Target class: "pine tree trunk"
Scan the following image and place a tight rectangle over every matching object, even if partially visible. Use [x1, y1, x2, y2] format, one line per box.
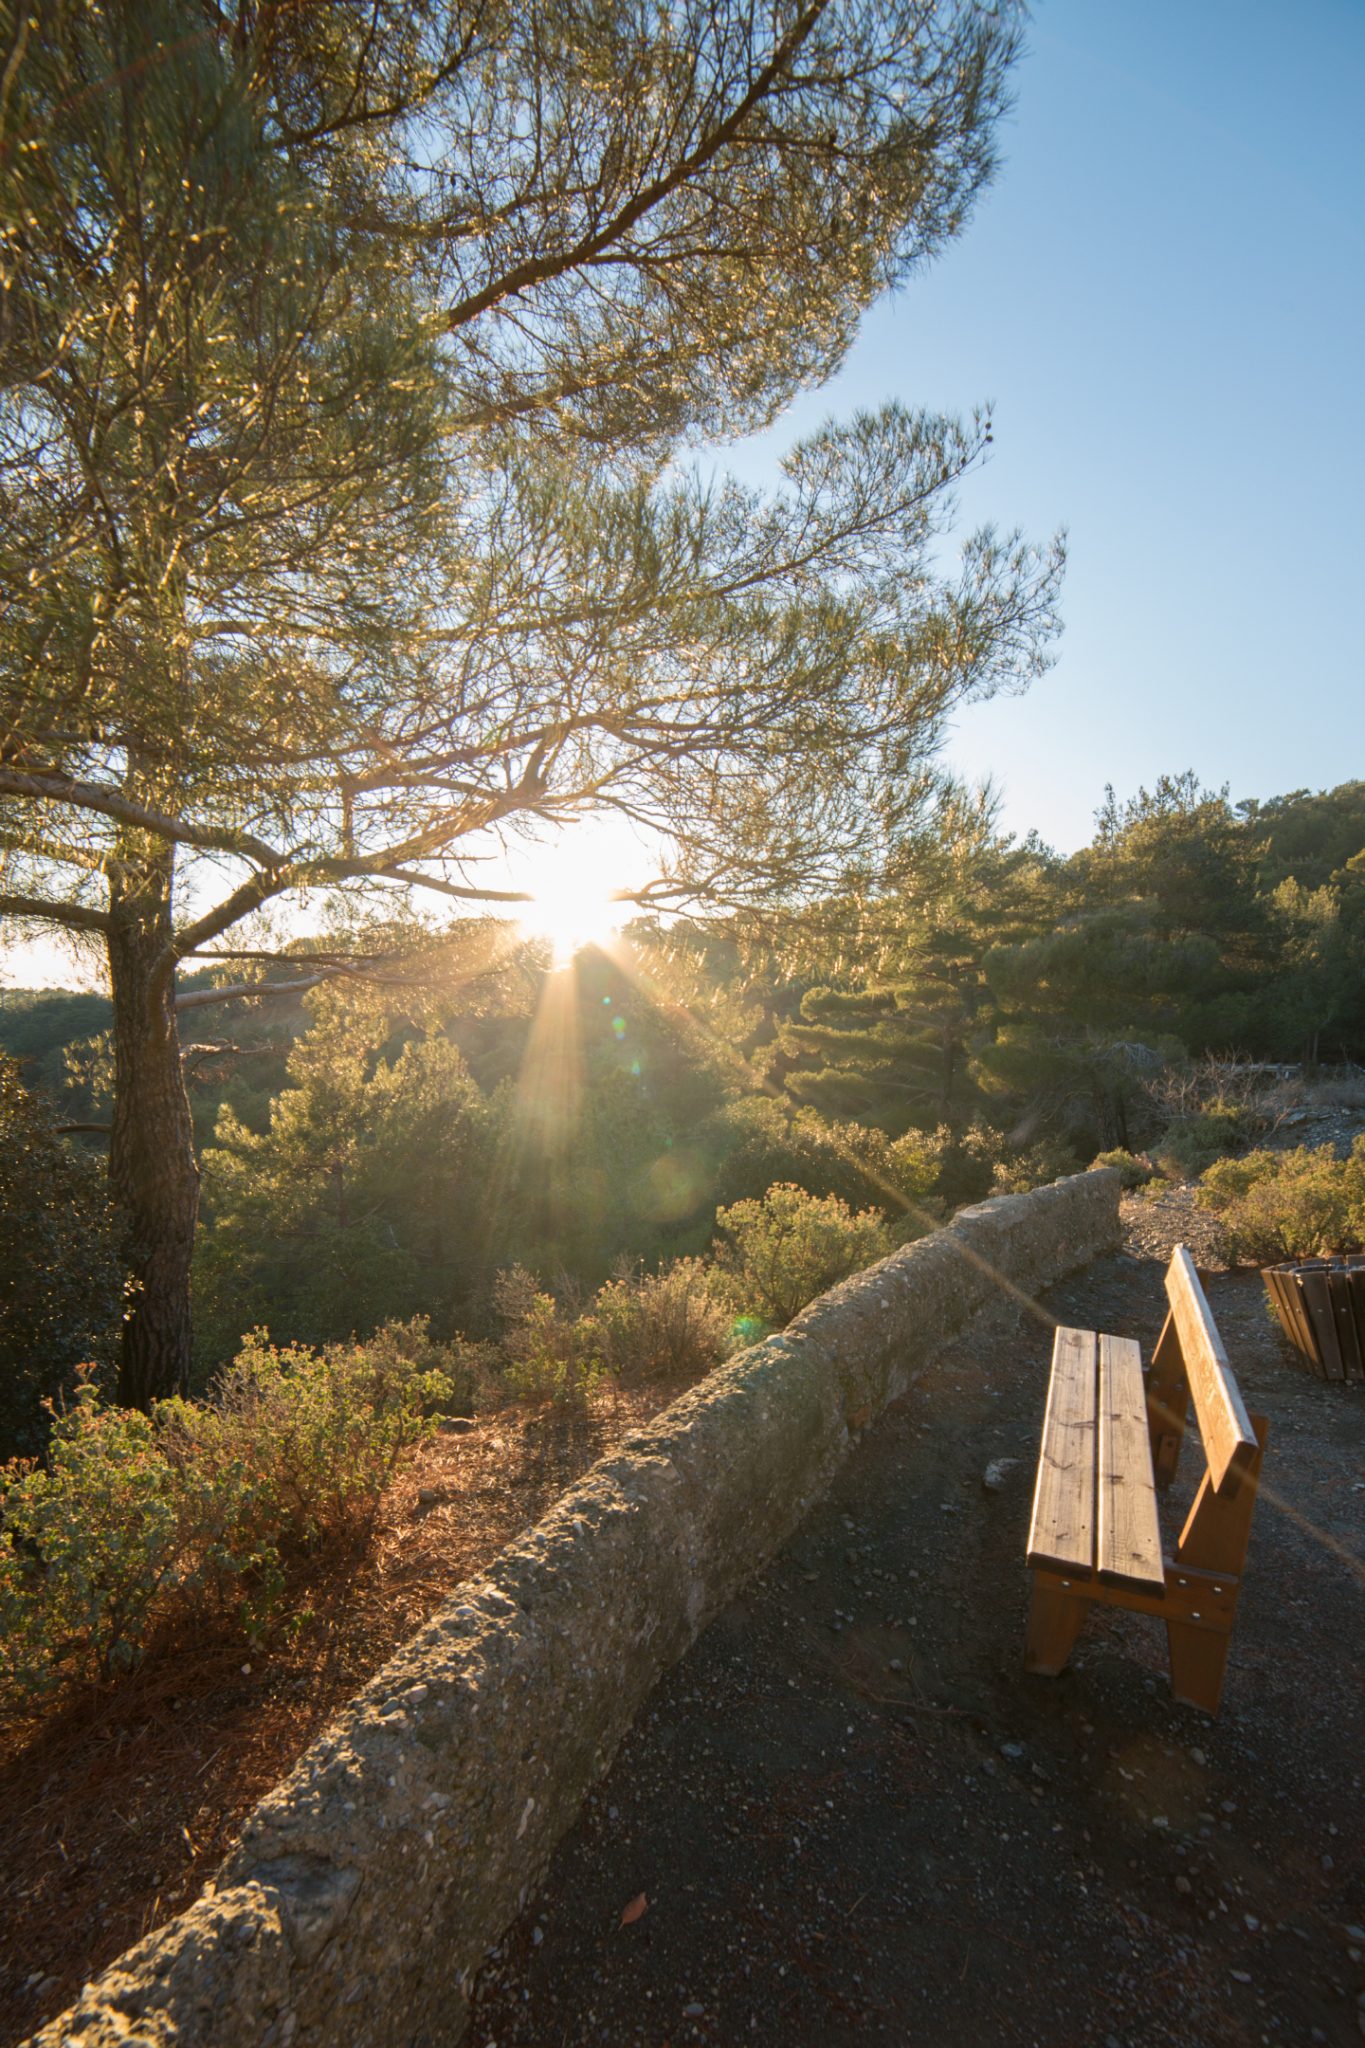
[108, 849, 199, 1408]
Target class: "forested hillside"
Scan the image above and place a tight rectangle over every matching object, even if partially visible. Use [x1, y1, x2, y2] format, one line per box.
[5, 772, 1362, 1434]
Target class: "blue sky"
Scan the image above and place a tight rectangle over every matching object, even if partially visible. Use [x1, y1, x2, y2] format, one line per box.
[5, 3, 1362, 987]
[726, 0, 1365, 852]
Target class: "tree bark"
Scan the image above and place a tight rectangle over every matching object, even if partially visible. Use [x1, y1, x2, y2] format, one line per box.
[107, 848, 199, 1408]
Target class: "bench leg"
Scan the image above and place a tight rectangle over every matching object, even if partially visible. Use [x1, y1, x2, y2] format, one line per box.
[1166, 1621, 1231, 1716]
[1025, 1576, 1089, 1676]
[1164, 1412, 1267, 1716]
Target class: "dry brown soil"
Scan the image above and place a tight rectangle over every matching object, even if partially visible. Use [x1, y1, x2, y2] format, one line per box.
[0, 1382, 692, 2047]
[470, 1208, 1365, 2048]
[6, 1197, 1364, 2048]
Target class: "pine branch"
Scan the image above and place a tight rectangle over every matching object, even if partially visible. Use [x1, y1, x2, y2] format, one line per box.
[0, 890, 113, 934]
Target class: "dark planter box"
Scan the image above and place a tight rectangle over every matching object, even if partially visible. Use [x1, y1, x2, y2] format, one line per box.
[1263, 1256, 1365, 1381]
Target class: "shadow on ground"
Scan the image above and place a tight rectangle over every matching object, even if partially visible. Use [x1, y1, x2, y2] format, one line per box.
[471, 1249, 1365, 2048]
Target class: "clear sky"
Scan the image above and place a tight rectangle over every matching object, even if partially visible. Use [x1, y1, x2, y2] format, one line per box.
[725, 0, 1365, 852]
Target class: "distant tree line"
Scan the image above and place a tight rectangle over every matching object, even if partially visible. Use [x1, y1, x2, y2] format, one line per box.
[4, 772, 1362, 1450]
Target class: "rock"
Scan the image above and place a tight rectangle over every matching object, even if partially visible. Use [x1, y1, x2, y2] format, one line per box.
[983, 1458, 1020, 1492]
[1174, 1875, 1193, 1896]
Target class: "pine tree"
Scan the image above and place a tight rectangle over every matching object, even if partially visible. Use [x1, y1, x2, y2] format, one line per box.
[0, 1, 1060, 1400]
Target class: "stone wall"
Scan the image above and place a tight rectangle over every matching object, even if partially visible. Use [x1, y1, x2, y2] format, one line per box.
[29, 1169, 1120, 2048]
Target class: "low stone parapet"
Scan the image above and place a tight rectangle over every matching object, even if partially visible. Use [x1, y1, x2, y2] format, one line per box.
[28, 1169, 1119, 2048]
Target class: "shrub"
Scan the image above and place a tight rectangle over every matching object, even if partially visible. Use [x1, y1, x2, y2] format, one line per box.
[704, 1097, 947, 1224]
[710, 1183, 893, 1329]
[933, 1121, 1008, 1208]
[1154, 1100, 1262, 1180]
[990, 1138, 1081, 1196]
[1196, 1138, 1365, 1265]
[0, 1323, 451, 1718]
[0, 1056, 124, 1457]
[1090, 1147, 1158, 1189]
[1, 1383, 196, 1698]
[580, 1259, 732, 1384]
[168, 1319, 453, 1551]
[491, 1266, 603, 1408]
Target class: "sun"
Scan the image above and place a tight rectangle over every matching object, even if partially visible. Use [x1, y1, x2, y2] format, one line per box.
[523, 877, 626, 966]
[511, 821, 640, 965]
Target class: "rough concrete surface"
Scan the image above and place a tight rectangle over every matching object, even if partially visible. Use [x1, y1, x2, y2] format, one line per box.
[25, 1172, 1120, 2048]
[471, 1250, 1365, 2048]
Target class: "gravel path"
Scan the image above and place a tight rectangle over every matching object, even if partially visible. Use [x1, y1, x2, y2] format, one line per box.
[1120, 1186, 1228, 1268]
[470, 1212, 1365, 2048]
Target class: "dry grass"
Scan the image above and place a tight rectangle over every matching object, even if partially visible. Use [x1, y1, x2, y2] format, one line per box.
[0, 1378, 695, 2047]
[1261, 1064, 1365, 1116]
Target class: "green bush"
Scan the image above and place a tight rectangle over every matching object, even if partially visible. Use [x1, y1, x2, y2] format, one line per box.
[1154, 1100, 1262, 1180]
[933, 1121, 1009, 1208]
[168, 1319, 453, 1549]
[990, 1138, 1081, 1196]
[704, 1097, 946, 1225]
[0, 1056, 125, 1456]
[0, 1323, 450, 1718]
[710, 1183, 893, 1329]
[1090, 1147, 1158, 1189]
[1, 1383, 203, 1698]
[491, 1266, 604, 1409]
[1197, 1138, 1365, 1264]
[580, 1259, 732, 1384]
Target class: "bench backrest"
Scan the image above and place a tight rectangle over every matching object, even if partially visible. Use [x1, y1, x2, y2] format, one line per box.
[1164, 1246, 1258, 1493]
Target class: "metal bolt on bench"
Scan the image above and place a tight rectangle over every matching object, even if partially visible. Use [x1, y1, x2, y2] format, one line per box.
[1025, 1245, 1268, 1716]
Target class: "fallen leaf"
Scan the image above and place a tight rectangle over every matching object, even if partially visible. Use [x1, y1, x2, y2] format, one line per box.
[619, 1891, 649, 1927]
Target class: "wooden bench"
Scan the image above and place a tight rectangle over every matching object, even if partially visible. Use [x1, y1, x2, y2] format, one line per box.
[1025, 1245, 1268, 1715]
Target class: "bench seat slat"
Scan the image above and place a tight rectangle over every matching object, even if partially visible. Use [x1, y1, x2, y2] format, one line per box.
[1097, 1333, 1165, 1593]
[1026, 1326, 1096, 1576]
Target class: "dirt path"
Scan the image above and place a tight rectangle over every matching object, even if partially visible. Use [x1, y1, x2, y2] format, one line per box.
[471, 1231, 1365, 2047]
